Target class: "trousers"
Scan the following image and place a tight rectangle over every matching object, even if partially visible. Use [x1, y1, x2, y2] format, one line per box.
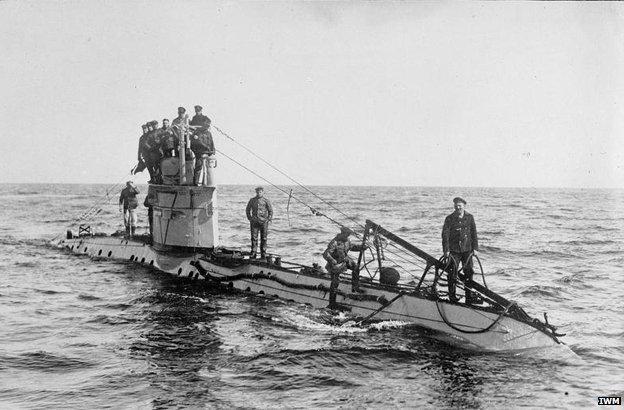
[250, 221, 269, 254]
[449, 251, 475, 302]
[124, 208, 138, 228]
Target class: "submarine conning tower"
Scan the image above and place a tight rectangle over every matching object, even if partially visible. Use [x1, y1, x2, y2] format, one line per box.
[145, 119, 219, 251]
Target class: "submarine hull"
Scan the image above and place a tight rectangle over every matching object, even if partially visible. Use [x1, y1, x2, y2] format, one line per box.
[57, 235, 560, 352]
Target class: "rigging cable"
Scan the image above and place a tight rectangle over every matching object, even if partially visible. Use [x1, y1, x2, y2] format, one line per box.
[216, 146, 429, 279]
[215, 147, 348, 230]
[216, 144, 432, 282]
[213, 124, 365, 230]
[51, 170, 134, 242]
[213, 124, 443, 284]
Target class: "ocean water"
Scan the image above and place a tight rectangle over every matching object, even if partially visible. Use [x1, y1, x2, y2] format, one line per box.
[0, 183, 622, 409]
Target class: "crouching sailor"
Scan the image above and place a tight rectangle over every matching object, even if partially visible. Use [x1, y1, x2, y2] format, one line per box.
[119, 181, 140, 237]
[323, 227, 366, 309]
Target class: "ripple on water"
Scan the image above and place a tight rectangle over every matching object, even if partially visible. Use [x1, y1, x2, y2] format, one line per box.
[1, 351, 96, 372]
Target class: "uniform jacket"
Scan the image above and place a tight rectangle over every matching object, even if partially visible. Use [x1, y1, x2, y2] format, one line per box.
[442, 211, 478, 253]
[137, 133, 149, 161]
[190, 129, 215, 156]
[323, 236, 365, 265]
[161, 127, 178, 152]
[246, 196, 273, 224]
[190, 113, 210, 126]
[119, 186, 140, 210]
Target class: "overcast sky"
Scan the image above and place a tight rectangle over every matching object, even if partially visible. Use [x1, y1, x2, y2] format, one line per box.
[1, 1, 623, 188]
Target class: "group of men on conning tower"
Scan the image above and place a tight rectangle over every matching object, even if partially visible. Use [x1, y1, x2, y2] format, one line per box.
[133, 105, 215, 185]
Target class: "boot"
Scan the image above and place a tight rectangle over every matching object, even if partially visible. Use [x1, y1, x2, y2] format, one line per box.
[130, 226, 136, 237]
[125, 225, 130, 237]
[328, 291, 337, 310]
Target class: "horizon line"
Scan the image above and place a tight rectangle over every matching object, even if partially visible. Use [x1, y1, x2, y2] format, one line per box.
[0, 182, 621, 191]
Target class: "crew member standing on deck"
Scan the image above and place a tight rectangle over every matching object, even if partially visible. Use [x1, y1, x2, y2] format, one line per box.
[323, 226, 367, 309]
[172, 107, 187, 128]
[160, 118, 178, 158]
[119, 181, 140, 237]
[143, 121, 163, 183]
[190, 105, 210, 126]
[133, 123, 149, 175]
[442, 197, 479, 304]
[245, 187, 273, 259]
[190, 117, 215, 185]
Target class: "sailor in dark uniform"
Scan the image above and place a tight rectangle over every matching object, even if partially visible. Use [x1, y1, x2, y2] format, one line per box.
[133, 123, 149, 175]
[119, 181, 140, 237]
[144, 121, 163, 183]
[190, 105, 210, 126]
[323, 226, 367, 308]
[245, 187, 273, 259]
[442, 197, 479, 303]
[190, 117, 215, 184]
[160, 118, 178, 158]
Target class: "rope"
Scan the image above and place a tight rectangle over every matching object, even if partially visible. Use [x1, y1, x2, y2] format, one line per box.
[51, 170, 134, 241]
[190, 261, 387, 305]
[356, 291, 406, 325]
[215, 147, 351, 231]
[435, 299, 515, 334]
[213, 124, 365, 230]
[213, 124, 437, 282]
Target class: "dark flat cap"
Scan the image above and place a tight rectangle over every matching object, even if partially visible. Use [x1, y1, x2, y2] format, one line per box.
[453, 197, 467, 205]
[340, 226, 354, 235]
[255, 186, 264, 191]
[195, 105, 202, 110]
[178, 107, 186, 113]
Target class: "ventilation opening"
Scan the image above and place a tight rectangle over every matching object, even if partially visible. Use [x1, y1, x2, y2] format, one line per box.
[108, 251, 112, 257]
[98, 250, 102, 256]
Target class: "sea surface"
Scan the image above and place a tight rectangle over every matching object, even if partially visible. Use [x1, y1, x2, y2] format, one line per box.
[0, 183, 622, 409]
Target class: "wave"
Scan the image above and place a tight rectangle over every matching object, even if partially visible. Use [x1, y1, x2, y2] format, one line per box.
[14, 190, 42, 196]
[0, 351, 95, 372]
[13, 261, 40, 268]
[513, 284, 569, 300]
[549, 239, 618, 246]
[480, 230, 505, 235]
[86, 314, 138, 325]
[32, 287, 71, 295]
[478, 245, 573, 259]
[77, 293, 102, 301]
[0, 237, 49, 247]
